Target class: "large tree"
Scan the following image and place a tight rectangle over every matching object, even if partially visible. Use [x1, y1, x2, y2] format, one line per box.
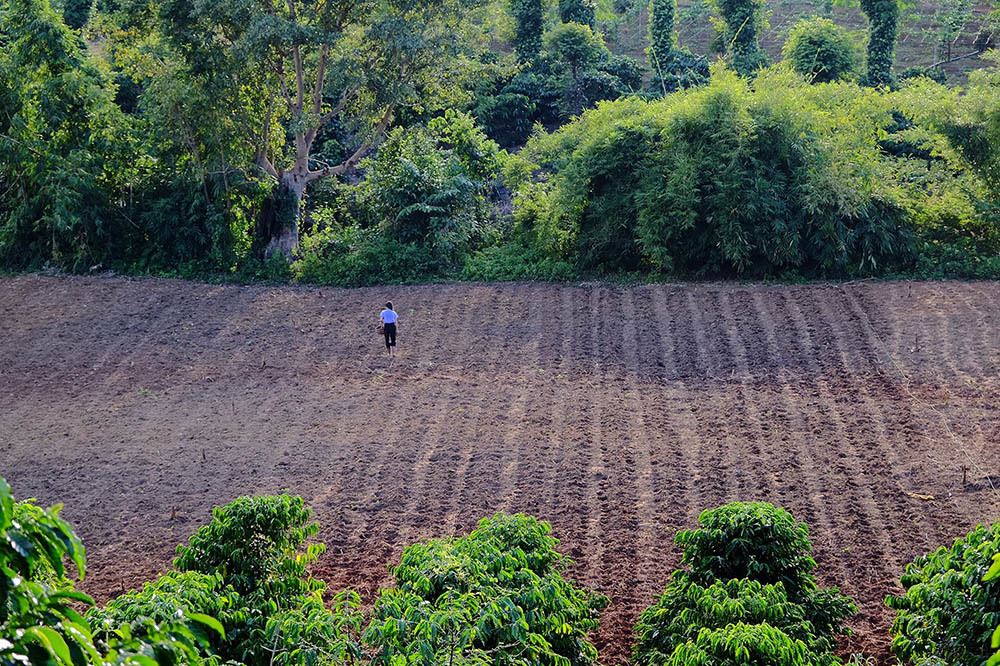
[127, 0, 489, 259]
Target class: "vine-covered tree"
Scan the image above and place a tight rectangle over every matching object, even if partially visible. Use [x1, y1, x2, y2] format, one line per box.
[712, 0, 770, 76]
[559, 0, 596, 27]
[509, 0, 544, 62]
[859, 0, 899, 86]
[648, 0, 677, 76]
[114, 0, 489, 259]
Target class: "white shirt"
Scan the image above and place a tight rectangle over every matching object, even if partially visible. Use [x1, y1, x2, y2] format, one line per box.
[381, 309, 398, 324]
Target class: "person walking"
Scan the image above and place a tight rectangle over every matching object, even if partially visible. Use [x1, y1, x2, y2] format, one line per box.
[379, 302, 398, 357]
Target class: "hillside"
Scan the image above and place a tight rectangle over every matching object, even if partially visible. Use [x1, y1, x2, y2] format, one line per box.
[602, 0, 996, 82]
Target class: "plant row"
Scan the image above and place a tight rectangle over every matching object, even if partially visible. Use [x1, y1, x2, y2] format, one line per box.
[2, 476, 999, 666]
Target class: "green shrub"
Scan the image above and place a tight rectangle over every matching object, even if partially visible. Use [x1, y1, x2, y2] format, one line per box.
[364, 513, 608, 666]
[635, 503, 854, 666]
[1, 476, 220, 666]
[174, 494, 356, 665]
[988, 554, 1000, 666]
[675, 503, 855, 634]
[86, 571, 234, 666]
[676, 503, 817, 597]
[462, 242, 577, 281]
[294, 226, 441, 286]
[886, 523, 1000, 666]
[664, 623, 826, 666]
[649, 47, 711, 95]
[898, 65, 947, 84]
[782, 18, 860, 83]
[634, 578, 842, 664]
[513, 69, 914, 277]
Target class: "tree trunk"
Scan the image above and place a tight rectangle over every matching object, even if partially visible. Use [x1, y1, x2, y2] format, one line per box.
[263, 170, 307, 260]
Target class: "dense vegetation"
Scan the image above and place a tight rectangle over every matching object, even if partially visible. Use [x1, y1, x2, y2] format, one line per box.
[4, 475, 999, 665]
[1, 0, 998, 284]
[634, 503, 855, 666]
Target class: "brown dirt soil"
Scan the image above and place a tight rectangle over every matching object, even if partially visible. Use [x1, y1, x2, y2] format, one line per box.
[2, 274, 999, 664]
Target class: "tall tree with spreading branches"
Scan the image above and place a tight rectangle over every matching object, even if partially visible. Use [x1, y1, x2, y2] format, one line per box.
[119, 0, 489, 259]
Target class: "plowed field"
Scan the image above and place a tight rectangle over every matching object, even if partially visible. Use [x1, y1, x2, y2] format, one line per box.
[2, 274, 999, 663]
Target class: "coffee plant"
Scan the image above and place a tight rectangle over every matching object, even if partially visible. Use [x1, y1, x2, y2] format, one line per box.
[174, 494, 356, 665]
[886, 522, 1000, 666]
[364, 513, 608, 666]
[633, 578, 842, 665]
[675, 502, 818, 597]
[0, 476, 219, 666]
[634, 503, 854, 666]
[663, 623, 827, 666]
[987, 553, 1000, 666]
[86, 571, 235, 665]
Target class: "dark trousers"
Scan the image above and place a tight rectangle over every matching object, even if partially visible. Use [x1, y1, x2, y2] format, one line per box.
[383, 322, 397, 349]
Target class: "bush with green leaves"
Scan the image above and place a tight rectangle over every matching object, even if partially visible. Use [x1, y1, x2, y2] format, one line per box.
[510, 68, 914, 277]
[462, 242, 577, 281]
[364, 513, 608, 666]
[782, 18, 860, 83]
[634, 578, 844, 665]
[634, 503, 854, 666]
[0, 476, 220, 666]
[85, 572, 232, 666]
[662, 623, 827, 666]
[886, 523, 1000, 666]
[174, 494, 360, 666]
[987, 553, 1000, 666]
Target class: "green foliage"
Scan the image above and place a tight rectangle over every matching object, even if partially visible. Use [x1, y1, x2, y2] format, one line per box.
[293, 226, 440, 286]
[509, 0, 544, 61]
[461, 242, 577, 281]
[663, 623, 826, 666]
[649, 47, 712, 95]
[0, 476, 220, 666]
[0, 0, 136, 272]
[559, 0, 597, 27]
[886, 523, 1000, 666]
[648, 0, 678, 74]
[513, 69, 914, 277]
[545, 23, 609, 79]
[174, 494, 354, 665]
[858, 0, 899, 87]
[634, 578, 844, 664]
[675, 502, 819, 597]
[61, 0, 89, 28]
[634, 503, 854, 666]
[898, 65, 947, 84]
[364, 513, 608, 666]
[86, 572, 232, 666]
[988, 554, 1000, 666]
[782, 18, 859, 83]
[710, 0, 770, 76]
